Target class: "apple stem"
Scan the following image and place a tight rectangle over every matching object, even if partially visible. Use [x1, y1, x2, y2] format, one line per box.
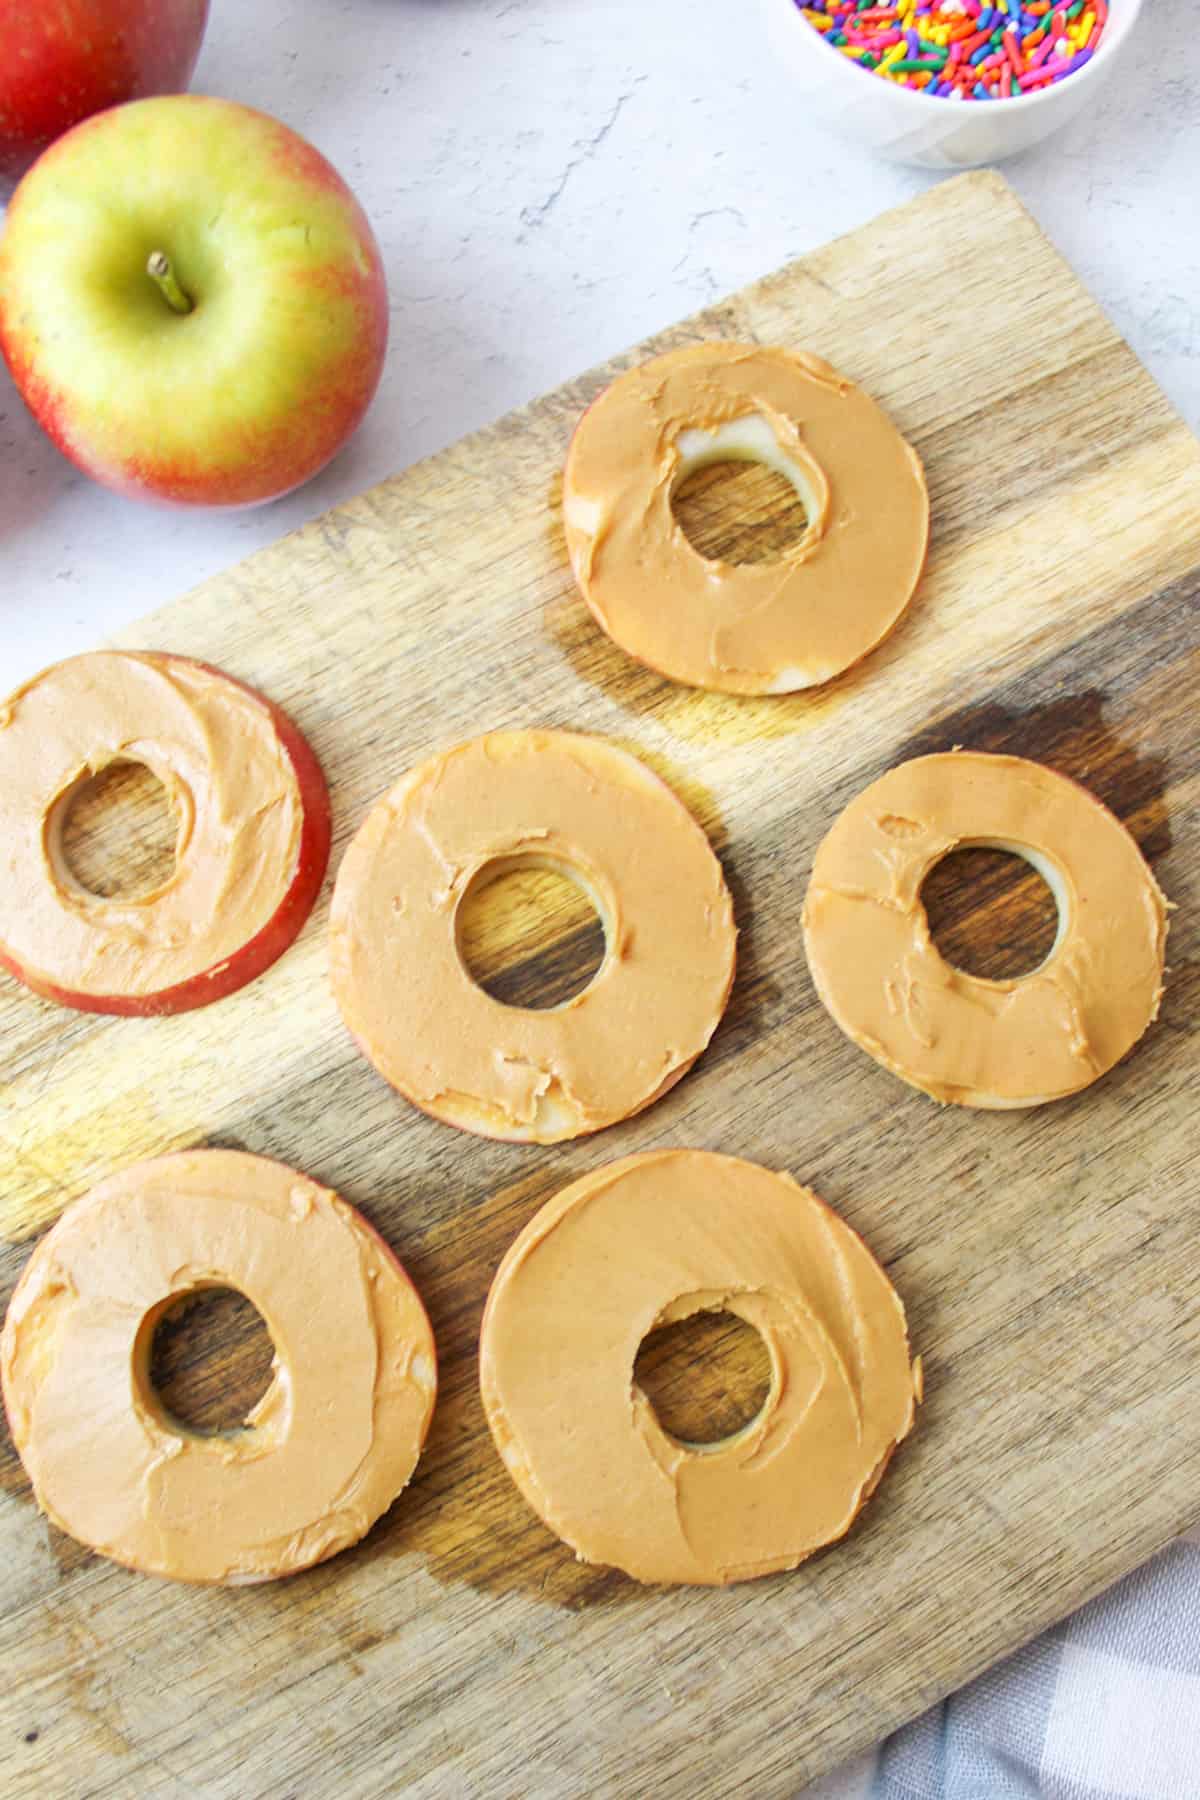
[146, 251, 193, 316]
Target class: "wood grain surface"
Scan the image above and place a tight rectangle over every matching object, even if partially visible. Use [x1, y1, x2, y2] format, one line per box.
[2, 171, 1199, 1799]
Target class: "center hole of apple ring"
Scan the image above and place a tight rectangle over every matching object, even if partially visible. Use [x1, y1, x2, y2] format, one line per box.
[671, 414, 821, 567]
[143, 1284, 277, 1437]
[635, 1307, 773, 1448]
[54, 759, 180, 902]
[921, 838, 1066, 981]
[456, 854, 608, 1010]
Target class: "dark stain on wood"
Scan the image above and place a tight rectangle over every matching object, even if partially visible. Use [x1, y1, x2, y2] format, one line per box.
[894, 686, 1173, 865]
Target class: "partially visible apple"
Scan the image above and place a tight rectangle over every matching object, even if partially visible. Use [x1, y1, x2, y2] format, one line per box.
[0, 95, 389, 507]
[0, 0, 210, 195]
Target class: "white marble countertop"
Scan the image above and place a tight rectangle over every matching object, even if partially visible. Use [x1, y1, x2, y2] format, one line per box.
[2, 0, 1197, 694]
[0, 2, 1196, 1791]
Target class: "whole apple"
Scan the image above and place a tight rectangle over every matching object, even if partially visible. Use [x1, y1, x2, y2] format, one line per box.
[0, 95, 389, 507]
[0, 0, 209, 194]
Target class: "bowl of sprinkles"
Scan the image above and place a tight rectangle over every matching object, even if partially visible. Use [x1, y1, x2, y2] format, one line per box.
[809, 1, 1110, 100]
[765, 0, 1144, 166]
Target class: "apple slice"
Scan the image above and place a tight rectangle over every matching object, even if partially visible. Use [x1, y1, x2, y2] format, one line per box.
[0, 651, 331, 1015]
[1, 1149, 438, 1584]
[0, 95, 388, 507]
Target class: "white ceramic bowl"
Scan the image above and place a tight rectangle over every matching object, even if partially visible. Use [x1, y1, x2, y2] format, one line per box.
[763, 0, 1146, 168]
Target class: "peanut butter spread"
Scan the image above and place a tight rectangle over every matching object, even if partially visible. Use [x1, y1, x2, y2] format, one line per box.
[0, 1151, 436, 1584]
[330, 731, 736, 1143]
[480, 1150, 918, 1586]
[803, 752, 1169, 1108]
[562, 342, 928, 695]
[0, 652, 315, 1006]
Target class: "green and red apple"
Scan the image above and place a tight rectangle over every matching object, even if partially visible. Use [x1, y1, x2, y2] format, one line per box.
[0, 95, 389, 506]
[0, 0, 210, 194]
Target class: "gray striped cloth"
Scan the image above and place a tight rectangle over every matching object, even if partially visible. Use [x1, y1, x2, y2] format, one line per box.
[807, 1530, 1200, 1799]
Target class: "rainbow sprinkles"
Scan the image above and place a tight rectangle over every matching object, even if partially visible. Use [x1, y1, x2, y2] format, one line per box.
[798, 0, 1110, 100]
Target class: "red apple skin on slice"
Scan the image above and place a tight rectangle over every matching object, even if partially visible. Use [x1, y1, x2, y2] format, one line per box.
[0, 658, 332, 1017]
[0, 0, 210, 193]
[0, 96, 389, 508]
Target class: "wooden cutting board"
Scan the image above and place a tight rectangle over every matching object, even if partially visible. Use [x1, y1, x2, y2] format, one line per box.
[2, 171, 1199, 1799]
